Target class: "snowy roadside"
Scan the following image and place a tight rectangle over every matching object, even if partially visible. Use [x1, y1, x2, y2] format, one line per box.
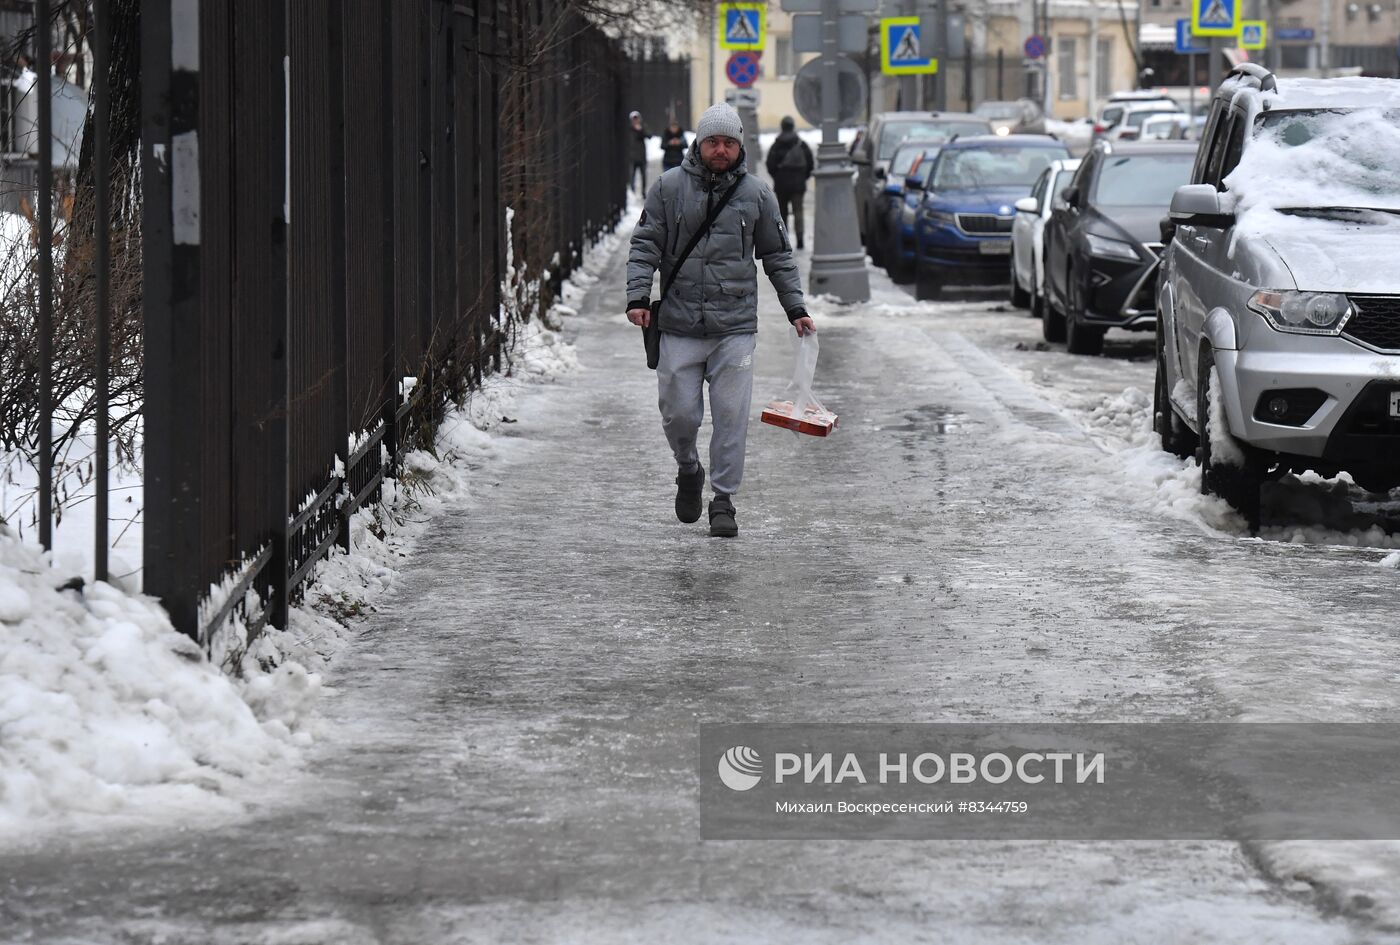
[0, 221, 618, 844]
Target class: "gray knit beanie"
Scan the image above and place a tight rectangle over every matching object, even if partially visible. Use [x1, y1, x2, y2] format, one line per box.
[696, 103, 744, 142]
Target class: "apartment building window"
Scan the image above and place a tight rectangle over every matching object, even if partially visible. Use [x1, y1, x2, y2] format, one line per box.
[773, 35, 794, 78]
[1096, 37, 1113, 100]
[1057, 36, 1078, 98]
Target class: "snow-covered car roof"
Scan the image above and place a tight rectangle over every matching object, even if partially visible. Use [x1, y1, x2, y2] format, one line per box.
[1256, 76, 1400, 112]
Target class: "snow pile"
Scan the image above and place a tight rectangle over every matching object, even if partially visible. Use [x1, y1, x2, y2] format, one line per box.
[1254, 841, 1400, 931]
[0, 531, 299, 835]
[1077, 386, 1400, 549]
[1084, 386, 1154, 447]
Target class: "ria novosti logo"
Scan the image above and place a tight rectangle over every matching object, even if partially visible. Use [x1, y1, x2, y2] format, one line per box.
[718, 746, 763, 791]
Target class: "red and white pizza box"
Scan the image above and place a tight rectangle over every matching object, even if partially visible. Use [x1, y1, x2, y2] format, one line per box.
[760, 400, 838, 437]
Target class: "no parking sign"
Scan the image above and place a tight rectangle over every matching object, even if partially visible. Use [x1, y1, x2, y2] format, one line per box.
[726, 51, 761, 88]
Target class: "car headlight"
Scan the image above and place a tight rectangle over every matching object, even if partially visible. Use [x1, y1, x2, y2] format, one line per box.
[922, 208, 958, 227]
[1247, 290, 1354, 336]
[995, 126, 1011, 136]
[1085, 233, 1140, 261]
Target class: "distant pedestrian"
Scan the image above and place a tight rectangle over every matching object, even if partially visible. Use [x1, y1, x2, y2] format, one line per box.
[764, 116, 815, 250]
[628, 110, 650, 195]
[627, 103, 815, 538]
[660, 119, 688, 171]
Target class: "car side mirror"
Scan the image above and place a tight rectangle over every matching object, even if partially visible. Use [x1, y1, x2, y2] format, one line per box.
[1169, 183, 1234, 227]
[1014, 196, 1038, 214]
[905, 175, 924, 192]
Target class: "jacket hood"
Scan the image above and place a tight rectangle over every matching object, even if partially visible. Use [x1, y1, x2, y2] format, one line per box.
[773, 129, 801, 146]
[1255, 211, 1400, 294]
[683, 140, 750, 186]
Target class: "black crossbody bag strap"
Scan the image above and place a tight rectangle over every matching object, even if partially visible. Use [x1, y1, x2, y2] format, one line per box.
[658, 178, 742, 305]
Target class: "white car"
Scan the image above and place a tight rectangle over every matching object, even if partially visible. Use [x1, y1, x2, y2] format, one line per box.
[1138, 112, 1193, 141]
[1009, 158, 1081, 315]
[1095, 100, 1183, 142]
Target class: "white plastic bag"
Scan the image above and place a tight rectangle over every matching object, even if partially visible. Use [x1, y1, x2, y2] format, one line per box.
[760, 333, 838, 437]
[788, 333, 823, 421]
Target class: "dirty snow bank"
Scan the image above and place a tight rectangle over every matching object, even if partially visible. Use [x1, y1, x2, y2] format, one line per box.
[1079, 385, 1400, 550]
[0, 224, 614, 840]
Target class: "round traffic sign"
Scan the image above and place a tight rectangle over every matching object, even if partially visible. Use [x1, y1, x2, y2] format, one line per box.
[726, 52, 761, 89]
[792, 56, 867, 127]
[1024, 34, 1046, 59]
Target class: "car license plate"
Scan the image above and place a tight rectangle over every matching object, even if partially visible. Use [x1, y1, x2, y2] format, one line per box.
[979, 241, 1011, 256]
[1391, 391, 1400, 418]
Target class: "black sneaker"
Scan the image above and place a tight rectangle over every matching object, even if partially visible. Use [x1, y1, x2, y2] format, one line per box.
[675, 465, 705, 523]
[709, 495, 738, 538]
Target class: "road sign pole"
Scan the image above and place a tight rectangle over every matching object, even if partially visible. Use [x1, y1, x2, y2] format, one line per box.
[809, 0, 870, 303]
[1209, 36, 1223, 87]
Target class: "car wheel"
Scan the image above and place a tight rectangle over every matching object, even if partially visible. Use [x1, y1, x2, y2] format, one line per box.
[915, 264, 941, 301]
[887, 239, 915, 284]
[1009, 270, 1030, 309]
[868, 211, 886, 266]
[1154, 324, 1197, 459]
[1041, 286, 1066, 342]
[1064, 265, 1105, 355]
[1197, 347, 1264, 532]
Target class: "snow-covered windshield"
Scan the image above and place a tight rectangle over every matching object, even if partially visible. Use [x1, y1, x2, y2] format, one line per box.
[931, 146, 1065, 191]
[878, 120, 990, 159]
[1093, 153, 1195, 208]
[1226, 107, 1400, 213]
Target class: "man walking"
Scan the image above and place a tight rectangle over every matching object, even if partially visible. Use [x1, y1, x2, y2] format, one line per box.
[628, 110, 650, 194]
[764, 116, 815, 250]
[627, 103, 816, 538]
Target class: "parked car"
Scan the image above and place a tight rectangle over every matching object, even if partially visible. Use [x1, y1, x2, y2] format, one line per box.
[912, 134, 1071, 300]
[851, 111, 992, 249]
[1156, 64, 1400, 529]
[874, 141, 944, 282]
[1094, 99, 1183, 142]
[1010, 158, 1080, 315]
[1138, 113, 1193, 141]
[974, 99, 1046, 136]
[1042, 139, 1195, 353]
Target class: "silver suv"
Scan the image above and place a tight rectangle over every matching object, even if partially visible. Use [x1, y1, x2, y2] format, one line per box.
[1155, 64, 1400, 529]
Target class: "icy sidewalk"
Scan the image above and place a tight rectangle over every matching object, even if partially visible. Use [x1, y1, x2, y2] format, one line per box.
[3, 233, 1396, 943]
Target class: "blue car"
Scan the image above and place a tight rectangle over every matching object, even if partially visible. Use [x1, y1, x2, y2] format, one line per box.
[913, 135, 1071, 300]
[872, 141, 943, 285]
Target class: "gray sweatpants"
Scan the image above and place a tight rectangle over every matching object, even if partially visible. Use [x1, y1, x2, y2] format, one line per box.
[657, 331, 757, 497]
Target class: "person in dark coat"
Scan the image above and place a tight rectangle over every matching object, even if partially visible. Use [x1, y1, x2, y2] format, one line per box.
[660, 119, 688, 171]
[628, 110, 650, 194]
[764, 116, 815, 249]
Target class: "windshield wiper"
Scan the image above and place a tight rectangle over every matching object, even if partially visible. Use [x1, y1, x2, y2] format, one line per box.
[1280, 206, 1400, 218]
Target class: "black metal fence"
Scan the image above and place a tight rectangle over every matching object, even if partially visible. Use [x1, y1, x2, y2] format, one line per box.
[6, 1, 686, 651]
[127, 0, 667, 647]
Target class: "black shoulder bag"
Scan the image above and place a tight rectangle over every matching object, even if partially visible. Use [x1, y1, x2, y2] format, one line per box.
[644, 178, 742, 370]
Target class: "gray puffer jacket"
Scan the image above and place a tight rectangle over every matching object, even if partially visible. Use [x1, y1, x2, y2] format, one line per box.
[627, 142, 805, 337]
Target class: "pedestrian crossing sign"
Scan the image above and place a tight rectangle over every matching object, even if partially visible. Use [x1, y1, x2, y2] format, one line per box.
[1240, 20, 1267, 49]
[719, 3, 765, 51]
[1192, 0, 1240, 37]
[881, 16, 938, 75]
